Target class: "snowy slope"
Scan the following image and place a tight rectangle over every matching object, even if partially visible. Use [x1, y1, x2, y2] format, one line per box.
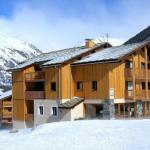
[0, 33, 41, 90]
[0, 120, 150, 150]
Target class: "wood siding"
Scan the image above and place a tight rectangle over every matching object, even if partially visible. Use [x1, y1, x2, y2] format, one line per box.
[72, 63, 110, 99]
[44, 67, 59, 99]
[61, 64, 72, 99]
[108, 63, 125, 99]
[12, 71, 25, 121]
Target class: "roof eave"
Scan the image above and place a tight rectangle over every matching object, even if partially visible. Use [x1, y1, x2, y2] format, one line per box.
[71, 59, 119, 66]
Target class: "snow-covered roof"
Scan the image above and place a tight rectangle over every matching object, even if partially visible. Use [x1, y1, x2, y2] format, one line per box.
[0, 90, 12, 101]
[73, 41, 149, 65]
[59, 97, 84, 109]
[8, 42, 108, 70]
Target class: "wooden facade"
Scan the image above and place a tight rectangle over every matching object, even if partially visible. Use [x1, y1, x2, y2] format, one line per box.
[0, 96, 12, 125]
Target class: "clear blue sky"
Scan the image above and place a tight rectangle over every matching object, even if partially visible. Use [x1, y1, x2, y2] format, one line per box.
[0, 0, 149, 51]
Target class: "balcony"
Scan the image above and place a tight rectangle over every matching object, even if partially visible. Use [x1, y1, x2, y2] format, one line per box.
[25, 114, 34, 121]
[2, 101, 12, 107]
[25, 91, 45, 100]
[25, 71, 45, 82]
[125, 68, 150, 79]
[125, 68, 133, 78]
[3, 112, 12, 118]
[125, 90, 149, 100]
[125, 90, 133, 99]
[135, 90, 146, 99]
[2, 119, 12, 124]
[135, 69, 145, 79]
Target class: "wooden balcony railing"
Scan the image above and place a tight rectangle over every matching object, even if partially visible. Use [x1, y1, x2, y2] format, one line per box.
[125, 90, 150, 100]
[125, 90, 133, 99]
[125, 68, 133, 78]
[125, 68, 149, 79]
[2, 112, 12, 118]
[135, 90, 146, 99]
[25, 114, 34, 121]
[135, 68, 145, 79]
[2, 119, 12, 124]
[25, 91, 45, 100]
[25, 71, 45, 81]
[2, 101, 12, 107]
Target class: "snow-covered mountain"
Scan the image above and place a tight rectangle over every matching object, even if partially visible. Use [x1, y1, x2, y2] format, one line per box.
[0, 33, 42, 91]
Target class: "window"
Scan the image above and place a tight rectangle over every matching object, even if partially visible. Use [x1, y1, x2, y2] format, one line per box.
[142, 82, 145, 90]
[148, 63, 150, 70]
[52, 107, 57, 116]
[92, 81, 97, 91]
[77, 81, 83, 90]
[126, 81, 133, 90]
[148, 82, 150, 89]
[141, 62, 145, 69]
[38, 106, 44, 115]
[125, 60, 133, 69]
[51, 82, 56, 91]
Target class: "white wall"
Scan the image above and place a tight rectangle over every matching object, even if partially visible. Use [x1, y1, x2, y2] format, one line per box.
[34, 100, 60, 126]
[71, 102, 84, 120]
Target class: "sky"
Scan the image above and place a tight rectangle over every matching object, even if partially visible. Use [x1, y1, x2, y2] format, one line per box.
[0, 0, 149, 51]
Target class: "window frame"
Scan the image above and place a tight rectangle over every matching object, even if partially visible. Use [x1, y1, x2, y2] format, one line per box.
[125, 60, 133, 69]
[92, 81, 97, 91]
[51, 106, 58, 116]
[51, 82, 56, 92]
[126, 81, 133, 91]
[142, 82, 146, 90]
[77, 81, 83, 91]
[141, 62, 145, 69]
[38, 105, 44, 116]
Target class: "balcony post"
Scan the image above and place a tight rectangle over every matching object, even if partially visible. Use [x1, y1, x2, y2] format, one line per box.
[132, 54, 135, 100]
[145, 46, 148, 100]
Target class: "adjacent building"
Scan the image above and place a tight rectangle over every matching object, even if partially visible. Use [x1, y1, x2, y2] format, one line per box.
[0, 90, 12, 125]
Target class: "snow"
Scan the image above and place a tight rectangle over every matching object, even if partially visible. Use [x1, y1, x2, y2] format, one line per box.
[0, 90, 11, 100]
[74, 41, 149, 64]
[10, 42, 107, 70]
[0, 120, 150, 150]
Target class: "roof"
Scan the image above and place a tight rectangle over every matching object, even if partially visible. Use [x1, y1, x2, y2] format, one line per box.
[124, 26, 150, 45]
[8, 42, 108, 71]
[0, 90, 12, 101]
[59, 97, 84, 109]
[73, 41, 149, 65]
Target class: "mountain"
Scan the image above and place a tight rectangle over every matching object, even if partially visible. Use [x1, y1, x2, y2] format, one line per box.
[0, 33, 42, 91]
[124, 26, 150, 45]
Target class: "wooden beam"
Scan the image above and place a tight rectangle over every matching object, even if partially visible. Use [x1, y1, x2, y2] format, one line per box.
[118, 104, 120, 117]
[132, 54, 136, 100]
[123, 104, 126, 118]
[145, 46, 148, 100]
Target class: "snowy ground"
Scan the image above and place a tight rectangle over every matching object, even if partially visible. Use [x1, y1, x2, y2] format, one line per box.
[0, 120, 150, 150]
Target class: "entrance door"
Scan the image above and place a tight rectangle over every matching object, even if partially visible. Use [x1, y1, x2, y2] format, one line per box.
[96, 105, 103, 118]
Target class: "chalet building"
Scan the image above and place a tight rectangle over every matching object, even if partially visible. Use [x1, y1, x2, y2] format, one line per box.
[8, 26, 150, 129]
[9, 40, 111, 128]
[0, 90, 12, 125]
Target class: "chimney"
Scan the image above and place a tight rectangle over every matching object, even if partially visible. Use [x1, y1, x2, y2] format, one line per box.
[85, 39, 95, 48]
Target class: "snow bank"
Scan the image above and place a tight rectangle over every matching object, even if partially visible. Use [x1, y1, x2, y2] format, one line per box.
[0, 120, 150, 150]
